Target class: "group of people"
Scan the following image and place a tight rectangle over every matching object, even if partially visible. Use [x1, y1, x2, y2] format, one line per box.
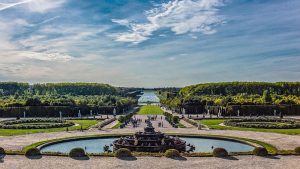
[130, 117, 142, 128]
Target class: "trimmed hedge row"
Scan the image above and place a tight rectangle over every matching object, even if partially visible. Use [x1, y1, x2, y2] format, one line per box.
[224, 118, 300, 129]
[0, 118, 74, 129]
[163, 112, 180, 128]
[97, 118, 116, 129]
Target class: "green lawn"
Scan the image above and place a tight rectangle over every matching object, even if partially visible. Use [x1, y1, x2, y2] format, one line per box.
[111, 121, 122, 129]
[137, 105, 164, 115]
[199, 119, 300, 135]
[0, 119, 98, 136]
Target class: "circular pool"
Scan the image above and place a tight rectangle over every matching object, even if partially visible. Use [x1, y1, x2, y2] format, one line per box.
[40, 136, 255, 154]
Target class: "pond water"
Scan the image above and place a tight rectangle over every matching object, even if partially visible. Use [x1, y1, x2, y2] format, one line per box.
[40, 137, 254, 154]
[138, 90, 160, 105]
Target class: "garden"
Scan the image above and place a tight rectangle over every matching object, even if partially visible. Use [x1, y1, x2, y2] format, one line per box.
[0, 119, 99, 136]
[198, 118, 300, 135]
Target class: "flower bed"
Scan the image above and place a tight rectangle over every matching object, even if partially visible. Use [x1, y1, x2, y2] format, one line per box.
[224, 118, 300, 129]
[0, 119, 74, 129]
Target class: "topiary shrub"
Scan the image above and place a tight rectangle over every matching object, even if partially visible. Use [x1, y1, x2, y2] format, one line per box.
[69, 148, 86, 157]
[25, 148, 41, 156]
[165, 149, 181, 158]
[114, 148, 132, 157]
[172, 116, 180, 124]
[0, 147, 5, 155]
[253, 147, 268, 156]
[213, 148, 228, 157]
[294, 147, 300, 154]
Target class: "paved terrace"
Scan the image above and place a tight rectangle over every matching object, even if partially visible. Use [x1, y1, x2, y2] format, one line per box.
[0, 155, 299, 169]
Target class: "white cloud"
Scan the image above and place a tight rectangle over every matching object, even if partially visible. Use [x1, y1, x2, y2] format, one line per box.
[0, 0, 65, 13]
[0, 0, 29, 11]
[25, 0, 65, 13]
[112, 0, 226, 43]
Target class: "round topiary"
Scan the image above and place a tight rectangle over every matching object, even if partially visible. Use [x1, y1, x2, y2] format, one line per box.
[114, 148, 132, 157]
[165, 149, 181, 158]
[294, 147, 300, 154]
[213, 148, 228, 157]
[0, 147, 5, 155]
[253, 147, 268, 156]
[25, 148, 41, 156]
[69, 148, 86, 157]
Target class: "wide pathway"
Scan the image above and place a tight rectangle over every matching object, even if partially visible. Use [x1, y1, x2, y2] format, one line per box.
[0, 155, 299, 169]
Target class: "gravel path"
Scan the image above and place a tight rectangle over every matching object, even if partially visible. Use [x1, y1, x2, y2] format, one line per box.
[0, 155, 299, 169]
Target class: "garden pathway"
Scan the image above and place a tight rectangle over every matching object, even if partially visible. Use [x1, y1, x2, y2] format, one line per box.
[1, 155, 299, 169]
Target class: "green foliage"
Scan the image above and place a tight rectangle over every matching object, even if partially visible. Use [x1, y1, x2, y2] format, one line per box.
[137, 105, 164, 115]
[164, 112, 179, 127]
[200, 119, 300, 135]
[0, 147, 5, 155]
[96, 118, 116, 129]
[33, 83, 117, 95]
[212, 148, 228, 157]
[253, 147, 268, 156]
[0, 119, 74, 129]
[180, 82, 300, 96]
[262, 90, 272, 103]
[69, 148, 86, 157]
[25, 148, 41, 156]
[224, 118, 300, 129]
[295, 147, 300, 154]
[0, 120, 97, 136]
[114, 148, 132, 157]
[172, 116, 180, 124]
[164, 149, 181, 158]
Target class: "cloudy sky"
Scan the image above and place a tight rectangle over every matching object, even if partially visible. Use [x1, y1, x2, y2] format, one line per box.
[0, 0, 299, 87]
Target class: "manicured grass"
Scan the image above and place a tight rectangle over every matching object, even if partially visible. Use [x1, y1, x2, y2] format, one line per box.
[111, 121, 122, 129]
[199, 119, 300, 135]
[0, 120, 98, 136]
[137, 105, 164, 115]
[178, 123, 186, 128]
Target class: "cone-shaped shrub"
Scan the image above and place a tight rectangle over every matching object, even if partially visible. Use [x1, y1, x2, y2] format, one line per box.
[25, 148, 41, 156]
[69, 148, 86, 157]
[165, 149, 181, 158]
[114, 148, 132, 157]
[213, 148, 228, 157]
[0, 147, 5, 155]
[253, 147, 268, 156]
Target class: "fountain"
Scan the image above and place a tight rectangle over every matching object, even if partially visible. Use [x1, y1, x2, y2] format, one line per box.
[113, 118, 189, 152]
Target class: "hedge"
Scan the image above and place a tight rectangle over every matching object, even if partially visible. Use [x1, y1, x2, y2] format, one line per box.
[0, 118, 74, 129]
[224, 118, 300, 129]
[253, 147, 268, 156]
[212, 148, 228, 157]
[69, 148, 86, 157]
[114, 148, 132, 157]
[25, 148, 41, 156]
[165, 149, 181, 158]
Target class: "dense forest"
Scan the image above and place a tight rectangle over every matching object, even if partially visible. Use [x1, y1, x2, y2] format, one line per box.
[159, 82, 300, 115]
[180, 82, 300, 96]
[0, 82, 137, 117]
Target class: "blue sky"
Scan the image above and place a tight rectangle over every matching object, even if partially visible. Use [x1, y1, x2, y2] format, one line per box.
[0, 0, 299, 87]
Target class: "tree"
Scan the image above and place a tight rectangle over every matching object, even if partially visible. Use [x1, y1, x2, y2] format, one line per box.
[262, 90, 272, 104]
